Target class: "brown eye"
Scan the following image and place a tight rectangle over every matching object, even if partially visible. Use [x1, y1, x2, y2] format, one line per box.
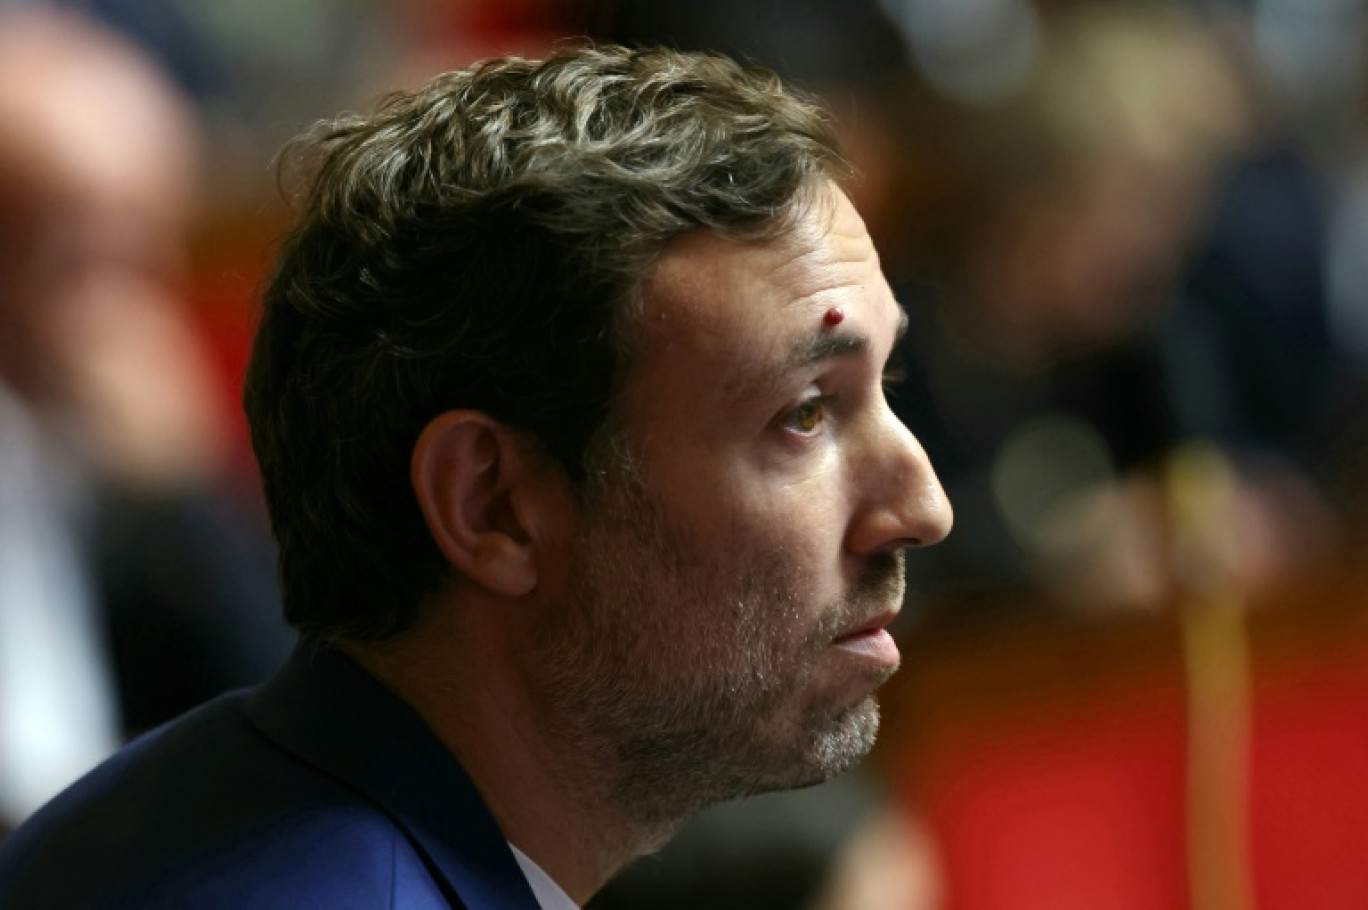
[785, 398, 826, 433]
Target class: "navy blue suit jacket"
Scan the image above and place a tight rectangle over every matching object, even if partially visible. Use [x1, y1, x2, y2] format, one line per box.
[0, 644, 543, 909]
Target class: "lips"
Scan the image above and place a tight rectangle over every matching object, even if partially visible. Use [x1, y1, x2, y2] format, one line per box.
[833, 609, 898, 644]
[831, 610, 901, 668]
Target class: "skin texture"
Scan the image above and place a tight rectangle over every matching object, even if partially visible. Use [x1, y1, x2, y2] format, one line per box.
[531, 183, 950, 811]
[354, 181, 951, 903]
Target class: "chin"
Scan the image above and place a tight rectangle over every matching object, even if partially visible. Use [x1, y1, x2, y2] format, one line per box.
[750, 694, 882, 795]
[810, 693, 882, 772]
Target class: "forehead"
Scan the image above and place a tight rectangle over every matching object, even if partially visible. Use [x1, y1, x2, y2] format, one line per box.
[646, 187, 871, 312]
[618, 183, 898, 441]
[634, 186, 889, 371]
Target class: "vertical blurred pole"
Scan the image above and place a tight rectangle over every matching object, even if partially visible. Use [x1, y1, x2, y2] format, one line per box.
[1166, 444, 1255, 910]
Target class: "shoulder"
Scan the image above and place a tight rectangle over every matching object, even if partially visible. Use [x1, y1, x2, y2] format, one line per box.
[0, 693, 454, 909]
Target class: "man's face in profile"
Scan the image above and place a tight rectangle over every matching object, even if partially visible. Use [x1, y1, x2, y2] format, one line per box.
[532, 182, 950, 819]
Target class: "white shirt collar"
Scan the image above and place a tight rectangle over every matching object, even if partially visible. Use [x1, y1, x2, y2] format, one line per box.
[508, 843, 580, 910]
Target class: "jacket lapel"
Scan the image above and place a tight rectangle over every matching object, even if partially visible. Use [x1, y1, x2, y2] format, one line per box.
[246, 643, 542, 910]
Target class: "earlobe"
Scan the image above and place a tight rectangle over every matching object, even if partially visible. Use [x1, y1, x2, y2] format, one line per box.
[411, 412, 539, 597]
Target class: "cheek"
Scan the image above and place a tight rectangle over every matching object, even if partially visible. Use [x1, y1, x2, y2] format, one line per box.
[641, 438, 855, 607]
[715, 494, 851, 619]
[659, 443, 843, 532]
[742, 473, 851, 553]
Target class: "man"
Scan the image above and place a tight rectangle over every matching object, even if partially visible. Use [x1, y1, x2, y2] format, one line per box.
[0, 44, 950, 908]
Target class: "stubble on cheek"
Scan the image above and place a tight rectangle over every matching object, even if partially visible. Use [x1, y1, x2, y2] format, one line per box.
[530, 456, 909, 817]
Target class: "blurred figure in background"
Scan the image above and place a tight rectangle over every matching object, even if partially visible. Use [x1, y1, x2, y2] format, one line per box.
[878, 4, 1368, 908]
[886, 0, 1340, 614]
[0, 7, 288, 831]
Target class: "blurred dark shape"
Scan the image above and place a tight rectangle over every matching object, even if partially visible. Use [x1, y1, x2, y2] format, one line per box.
[878, 0, 1349, 615]
[884, 0, 1045, 106]
[81, 0, 226, 102]
[589, 778, 866, 910]
[0, 6, 289, 827]
[589, 772, 940, 910]
[1163, 145, 1338, 472]
[599, 0, 908, 93]
[1322, 169, 1368, 550]
[63, 0, 404, 205]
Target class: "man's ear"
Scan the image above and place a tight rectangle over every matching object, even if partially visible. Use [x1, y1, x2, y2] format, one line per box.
[411, 411, 567, 598]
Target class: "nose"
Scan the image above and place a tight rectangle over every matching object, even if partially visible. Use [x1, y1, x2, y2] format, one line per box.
[846, 408, 952, 557]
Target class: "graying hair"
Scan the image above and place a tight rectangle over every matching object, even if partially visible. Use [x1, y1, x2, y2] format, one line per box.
[246, 44, 849, 641]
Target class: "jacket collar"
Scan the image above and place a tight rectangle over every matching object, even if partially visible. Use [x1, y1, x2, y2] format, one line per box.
[246, 641, 541, 910]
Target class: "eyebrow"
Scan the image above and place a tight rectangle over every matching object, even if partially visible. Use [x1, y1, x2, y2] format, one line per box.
[782, 305, 909, 371]
[739, 305, 910, 402]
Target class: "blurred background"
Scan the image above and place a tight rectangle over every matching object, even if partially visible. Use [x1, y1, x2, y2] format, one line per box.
[1, 0, 1366, 906]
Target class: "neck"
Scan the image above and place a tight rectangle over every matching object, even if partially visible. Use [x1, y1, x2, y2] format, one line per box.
[344, 590, 679, 904]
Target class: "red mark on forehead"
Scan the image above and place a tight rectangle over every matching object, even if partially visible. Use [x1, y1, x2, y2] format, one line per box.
[822, 307, 845, 327]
